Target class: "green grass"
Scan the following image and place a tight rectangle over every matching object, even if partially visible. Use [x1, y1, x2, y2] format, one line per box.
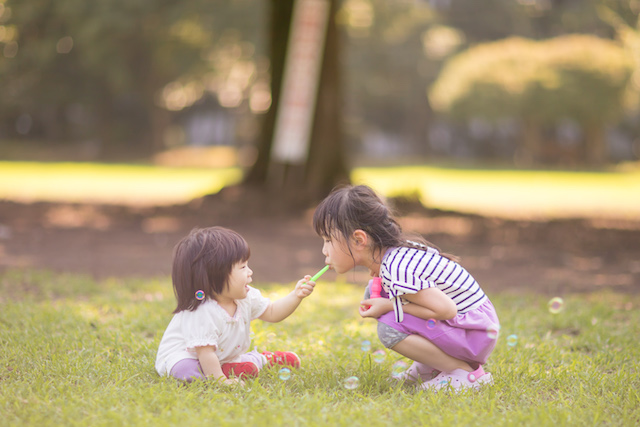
[2, 160, 640, 218]
[353, 165, 640, 219]
[0, 161, 242, 206]
[1, 270, 638, 426]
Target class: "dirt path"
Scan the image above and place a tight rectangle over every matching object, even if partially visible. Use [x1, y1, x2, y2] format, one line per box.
[1, 189, 639, 295]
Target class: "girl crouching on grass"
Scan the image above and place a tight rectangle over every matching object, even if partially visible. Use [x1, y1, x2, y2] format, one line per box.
[313, 185, 500, 392]
[155, 226, 315, 385]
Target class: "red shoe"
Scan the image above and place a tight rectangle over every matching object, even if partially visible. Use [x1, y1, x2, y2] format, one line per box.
[221, 361, 259, 379]
[261, 351, 301, 368]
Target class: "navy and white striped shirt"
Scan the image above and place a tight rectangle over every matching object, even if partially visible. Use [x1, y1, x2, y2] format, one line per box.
[380, 246, 487, 322]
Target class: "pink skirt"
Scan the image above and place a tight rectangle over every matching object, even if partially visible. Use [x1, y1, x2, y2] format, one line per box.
[377, 299, 500, 365]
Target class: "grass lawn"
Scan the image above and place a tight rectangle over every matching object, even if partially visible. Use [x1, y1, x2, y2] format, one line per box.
[353, 165, 640, 219]
[0, 161, 242, 206]
[1, 270, 638, 426]
[2, 160, 640, 218]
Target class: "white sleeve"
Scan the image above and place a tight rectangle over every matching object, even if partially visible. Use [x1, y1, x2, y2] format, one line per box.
[246, 286, 271, 320]
[181, 305, 221, 351]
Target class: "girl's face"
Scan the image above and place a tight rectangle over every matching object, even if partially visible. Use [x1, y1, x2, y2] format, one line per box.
[322, 234, 356, 274]
[218, 260, 253, 301]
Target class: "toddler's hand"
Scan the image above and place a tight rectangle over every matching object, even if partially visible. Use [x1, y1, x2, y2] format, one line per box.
[359, 298, 392, 318]
[222, 377, 244, 387]
[294, 275, 315, 299]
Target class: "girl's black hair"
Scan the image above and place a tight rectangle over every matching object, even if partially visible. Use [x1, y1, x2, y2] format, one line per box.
[171, 227, 250, 313]
[313, 184, 457, 263]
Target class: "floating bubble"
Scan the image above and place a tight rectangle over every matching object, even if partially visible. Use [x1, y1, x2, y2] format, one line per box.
[487, 325, 500, 340]
[507, 334, 518, 347]
[361, 340, 371, 352]
[278, 367, 291, 381]
[548, 297, 564, 314]
[195, 290, 205, 300]
[344, 376, 359, 390]
[266, 332, 276, 342]
[426, 318, 437, 329]
[372, 349, 386, 363]
[391, 360, 408, 379]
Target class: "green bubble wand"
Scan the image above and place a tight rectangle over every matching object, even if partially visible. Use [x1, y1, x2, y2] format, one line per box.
[310, 265, 330, 282]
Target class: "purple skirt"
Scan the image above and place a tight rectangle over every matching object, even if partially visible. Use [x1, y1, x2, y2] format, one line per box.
[377, 299, 500, 365]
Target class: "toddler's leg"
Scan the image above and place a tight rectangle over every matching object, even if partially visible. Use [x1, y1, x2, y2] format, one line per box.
[240, 350, 268, 369]
[221, 350, 266, 379]
[169, 359, 206, 383]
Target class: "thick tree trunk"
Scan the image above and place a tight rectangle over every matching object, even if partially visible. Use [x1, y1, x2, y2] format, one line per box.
[244, 0, 348, 203]
[243, 0, 294, 186]
[305, 0, 349, 199]
[516, 119, 542, 166]
[584, 123, 607, 166]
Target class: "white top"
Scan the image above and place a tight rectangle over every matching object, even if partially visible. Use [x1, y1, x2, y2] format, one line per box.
[155, 286, 270, 376]
[380, 246, 487, 322]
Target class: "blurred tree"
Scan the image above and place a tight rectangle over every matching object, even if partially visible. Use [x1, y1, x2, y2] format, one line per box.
[429, 34, 633, 165]
[245, 0, 349, 202]
[0, 0, 264, 156]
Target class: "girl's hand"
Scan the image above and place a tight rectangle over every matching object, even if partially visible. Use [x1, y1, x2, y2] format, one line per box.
[221, 377, 244, 387]
[294, 275, 315, 299]
[359, 298, 393, 318]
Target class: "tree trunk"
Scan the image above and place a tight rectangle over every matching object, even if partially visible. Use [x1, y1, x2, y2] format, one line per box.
[584, 123, 607, 166]
[516, 118, 542, 166]
[244, 0, 348, 203]
[305, 0, 349, 199]
[243, 0, 294, 186]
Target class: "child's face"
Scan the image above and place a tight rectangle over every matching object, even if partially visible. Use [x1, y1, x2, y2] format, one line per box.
[321, 234, 355, 274]
[219, 260, 253, 301]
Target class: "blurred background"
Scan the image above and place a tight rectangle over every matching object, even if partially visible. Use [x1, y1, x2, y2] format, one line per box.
[1, 0, 640, 291]
[2, 0, 640, 174]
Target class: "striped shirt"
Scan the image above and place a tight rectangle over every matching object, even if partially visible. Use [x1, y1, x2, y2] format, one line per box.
[380, 246, 487, 322]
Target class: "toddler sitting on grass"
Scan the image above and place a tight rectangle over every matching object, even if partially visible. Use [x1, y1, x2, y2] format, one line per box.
[155, 227, 315, 384]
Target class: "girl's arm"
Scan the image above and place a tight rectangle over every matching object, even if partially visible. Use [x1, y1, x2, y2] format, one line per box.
[359, 287, 457, 320]
[402, 287, 457, 320]
[259, 276, 315, 323]
[195, 345, 241, 385]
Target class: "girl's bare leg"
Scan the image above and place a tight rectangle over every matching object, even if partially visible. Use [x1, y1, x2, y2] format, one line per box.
[391, 334, 472, 373]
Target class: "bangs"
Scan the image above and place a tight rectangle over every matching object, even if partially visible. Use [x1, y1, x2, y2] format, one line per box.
[229, 233, 251, 264]
[312, 187, 352, 239]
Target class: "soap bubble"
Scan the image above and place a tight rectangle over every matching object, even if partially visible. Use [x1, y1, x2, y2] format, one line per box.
[278, 367, 291, 381]
[344, 376, 359, 390]
[391, 360, 408, 379]
[195, 290, 205, 300]
[426, 319, 437, 329]
[487, 325, 500, 340]
[372, 349, 386, 363]
[507, 334, 518, 347]
[548, 297, 564, 314]
[266, 332, 276, 342]
[361, 340, 371, 352]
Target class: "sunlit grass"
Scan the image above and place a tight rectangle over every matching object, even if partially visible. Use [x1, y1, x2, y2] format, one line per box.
[1, 270, 639, 426]
[353, 165, 640, 219]
[1, 160, 640, 218]
[0, 161, 242, 206]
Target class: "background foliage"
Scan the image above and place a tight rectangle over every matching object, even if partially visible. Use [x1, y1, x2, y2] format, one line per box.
[2, 0, 640, 167]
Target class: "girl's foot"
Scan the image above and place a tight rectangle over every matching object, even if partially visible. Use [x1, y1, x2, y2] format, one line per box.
[261, 351, 301, 368]
[420, 365, 493, 392]
[395, 361, 439, 383]
[222, 361, 259, 379]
